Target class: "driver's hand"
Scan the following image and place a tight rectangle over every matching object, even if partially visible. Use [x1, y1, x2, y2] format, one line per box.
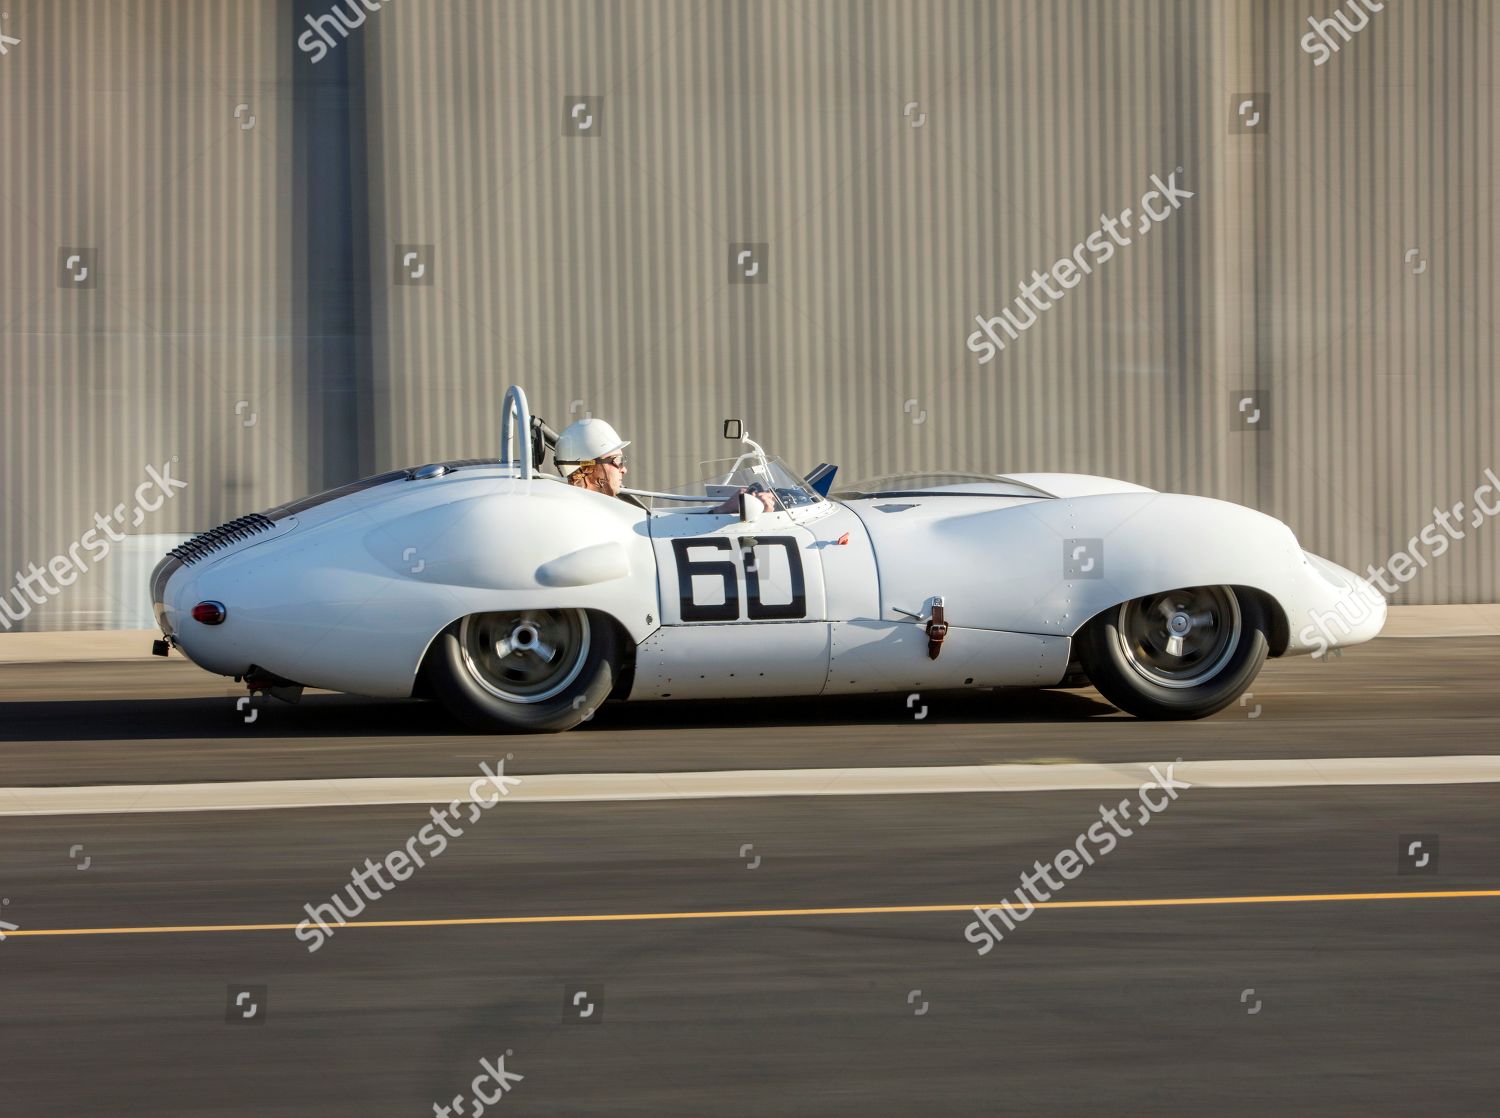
[711, 488, 776, 514]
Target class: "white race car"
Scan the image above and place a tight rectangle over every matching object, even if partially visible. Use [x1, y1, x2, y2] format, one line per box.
[150, 387, 1385, 730]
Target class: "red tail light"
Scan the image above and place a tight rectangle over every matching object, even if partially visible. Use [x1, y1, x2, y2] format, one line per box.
[191, 601, 227, 625]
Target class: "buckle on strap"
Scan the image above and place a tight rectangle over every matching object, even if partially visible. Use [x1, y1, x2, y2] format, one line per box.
[925, 600, 948, 660]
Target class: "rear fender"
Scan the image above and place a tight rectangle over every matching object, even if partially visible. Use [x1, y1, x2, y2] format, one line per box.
[167, 482, 661, 696]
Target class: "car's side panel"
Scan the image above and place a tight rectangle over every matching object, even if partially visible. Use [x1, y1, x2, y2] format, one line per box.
[842, 492, 1050, 630]
[165, 477, 660, 696]
[805, 504, 1071, 693]
[810, 504, 882, 623]
[631, 622, 832, 699]
[642, 505, 831, 690]
[822, 621, 1070, 693]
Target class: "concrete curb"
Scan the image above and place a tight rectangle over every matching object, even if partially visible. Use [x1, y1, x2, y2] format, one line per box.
[3, 753, 1500, 817]
[1377, 604, 1500, 638]
[2, 605, 1499, 664]
[0, 630, 163, 664]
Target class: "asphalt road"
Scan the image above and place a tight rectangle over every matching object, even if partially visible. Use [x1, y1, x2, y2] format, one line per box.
[0, 637, 1496, 786]
[1, 638, 1498, 1115]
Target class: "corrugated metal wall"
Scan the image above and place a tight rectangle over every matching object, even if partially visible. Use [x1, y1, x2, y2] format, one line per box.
[0, 0, 301, 630]
[1, 0, 1494, 631]
[368, 0, 1227, 493]
[1247, 0, 1499, 604]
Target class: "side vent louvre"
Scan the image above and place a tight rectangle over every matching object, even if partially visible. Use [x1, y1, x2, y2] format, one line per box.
[167, 513, 276, 566]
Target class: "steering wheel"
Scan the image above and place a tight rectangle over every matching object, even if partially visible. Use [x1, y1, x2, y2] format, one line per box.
[743, 480, 814, 510]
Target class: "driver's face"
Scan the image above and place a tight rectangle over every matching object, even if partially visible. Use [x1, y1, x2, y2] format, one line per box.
[599, 457, 627, 495]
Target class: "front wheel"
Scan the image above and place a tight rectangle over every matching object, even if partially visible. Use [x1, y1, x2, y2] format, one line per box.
[1076, 586, 1268, 720]
[426, 608, 619, 732]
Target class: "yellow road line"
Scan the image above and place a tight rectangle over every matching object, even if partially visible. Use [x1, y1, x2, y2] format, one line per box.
[6, 889, 1500, 939]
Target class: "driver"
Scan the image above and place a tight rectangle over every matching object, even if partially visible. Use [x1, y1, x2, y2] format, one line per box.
[553, 417, 775, 514]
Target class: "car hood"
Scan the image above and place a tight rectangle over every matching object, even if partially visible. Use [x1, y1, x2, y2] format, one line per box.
[834, 471, 1154, 500]
[996, 473, 1155, 498]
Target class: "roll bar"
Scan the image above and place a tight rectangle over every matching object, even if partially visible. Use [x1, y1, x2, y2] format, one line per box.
[499, 385, 533, 479]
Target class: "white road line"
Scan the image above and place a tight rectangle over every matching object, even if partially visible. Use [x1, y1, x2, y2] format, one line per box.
[2, 755, 1499, 817]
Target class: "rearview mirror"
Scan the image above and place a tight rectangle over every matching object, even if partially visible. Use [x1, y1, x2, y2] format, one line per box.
[723, 419, 743, 440]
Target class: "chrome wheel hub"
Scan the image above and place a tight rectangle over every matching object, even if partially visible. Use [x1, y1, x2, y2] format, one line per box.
[458, 609, 590, 703]
[1115, 587, 1241, 689]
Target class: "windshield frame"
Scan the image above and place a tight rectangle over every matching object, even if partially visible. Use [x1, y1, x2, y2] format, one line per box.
[692, 453, 824, 512]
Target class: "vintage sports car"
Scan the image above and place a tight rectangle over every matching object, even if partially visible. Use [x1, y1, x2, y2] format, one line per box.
[150, 387, 1385, 730]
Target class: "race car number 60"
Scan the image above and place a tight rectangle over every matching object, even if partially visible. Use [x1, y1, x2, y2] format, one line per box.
[670, 537, 807, 621]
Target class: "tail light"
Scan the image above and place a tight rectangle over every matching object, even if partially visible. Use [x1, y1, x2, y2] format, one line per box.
[191, 601, 227, 625]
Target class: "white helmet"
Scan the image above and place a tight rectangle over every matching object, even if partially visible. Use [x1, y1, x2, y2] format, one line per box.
[554, 417, 630, 477]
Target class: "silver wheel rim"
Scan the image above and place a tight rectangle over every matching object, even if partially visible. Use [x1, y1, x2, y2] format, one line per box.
[458, 609, 591, 703]
[1114, 587, 1241, 689]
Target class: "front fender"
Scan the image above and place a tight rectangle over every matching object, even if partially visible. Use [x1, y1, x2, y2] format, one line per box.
[990, 493, 1385, 652]
[859, 491, 1383, 653]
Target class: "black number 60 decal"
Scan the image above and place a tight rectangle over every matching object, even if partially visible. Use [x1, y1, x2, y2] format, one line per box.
[670, 536, 807, 621]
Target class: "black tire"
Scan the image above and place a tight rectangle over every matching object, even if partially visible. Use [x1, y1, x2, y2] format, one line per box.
[1076, 586, 1269, 720]
[426, 608, 619, 733]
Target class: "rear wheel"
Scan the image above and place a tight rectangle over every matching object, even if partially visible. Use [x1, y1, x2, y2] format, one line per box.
[426, 608, 619, 732]
[1077, 586, 1268, 720]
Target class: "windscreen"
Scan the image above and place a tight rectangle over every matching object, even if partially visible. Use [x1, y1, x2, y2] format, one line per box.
[693, 455, 823, 510]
